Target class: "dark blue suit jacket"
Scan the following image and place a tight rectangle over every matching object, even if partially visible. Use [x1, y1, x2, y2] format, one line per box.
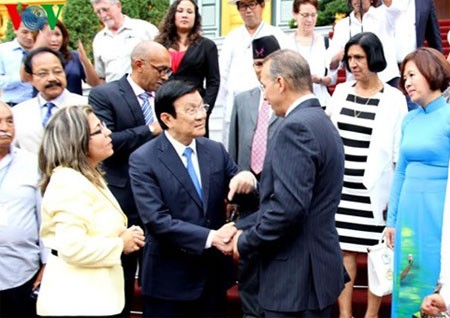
[416, 0, 442, 52]
[238, 98, 346, 312]
[129, 134, 237, 300]
[89, 75, 153, 224]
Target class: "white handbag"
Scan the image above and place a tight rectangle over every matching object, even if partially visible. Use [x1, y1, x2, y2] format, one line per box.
[367, 232, 394, 297]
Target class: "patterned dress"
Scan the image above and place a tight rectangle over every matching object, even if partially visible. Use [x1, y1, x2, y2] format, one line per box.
[387, 96, 450, 317]
[335, 89, 385, 253]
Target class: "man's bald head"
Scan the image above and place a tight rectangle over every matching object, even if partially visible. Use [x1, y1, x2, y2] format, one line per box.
[130, 41, 172, 92]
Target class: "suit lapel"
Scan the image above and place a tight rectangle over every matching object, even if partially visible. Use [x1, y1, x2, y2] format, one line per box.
[159, 135, 203, 208]
[97, 184, 128, 224]
[118, 76, 145, 125]
[176, 41, 200, 75]
[248, 88, 260, 127]
[196, 139, 210, 215]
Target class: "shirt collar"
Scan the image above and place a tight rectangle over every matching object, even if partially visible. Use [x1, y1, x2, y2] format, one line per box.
[37, 89, 69, 108]
[285, 94, 316, 117]
[164, 131, 197, 159]
[127, 74, 149, 97]
[11, 38, 26, 52]
[0, 146, 15, 169]
[102, 15, 132, 35]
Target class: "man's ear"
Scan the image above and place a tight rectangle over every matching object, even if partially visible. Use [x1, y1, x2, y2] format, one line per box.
[260, 0, 266, 8]
[160, 112, 173, 129]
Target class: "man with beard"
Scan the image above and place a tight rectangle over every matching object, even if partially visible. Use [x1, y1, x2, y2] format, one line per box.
[13, 47, 87, 154]
[90, 0, 159, 83]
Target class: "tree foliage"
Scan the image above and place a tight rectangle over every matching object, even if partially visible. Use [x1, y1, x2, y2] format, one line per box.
[317, 0, 351, 26]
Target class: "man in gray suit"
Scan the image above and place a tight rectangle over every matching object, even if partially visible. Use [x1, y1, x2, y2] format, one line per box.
[228, 35, 281, 176]
[232, 50, 346, 317]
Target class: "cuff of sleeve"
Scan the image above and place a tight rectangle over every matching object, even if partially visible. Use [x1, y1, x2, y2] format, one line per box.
[205, 230, 216, 249]
[440, 284, 450, 311]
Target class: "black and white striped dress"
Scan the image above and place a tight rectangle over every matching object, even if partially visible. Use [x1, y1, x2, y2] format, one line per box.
[335, 90, 385, 253]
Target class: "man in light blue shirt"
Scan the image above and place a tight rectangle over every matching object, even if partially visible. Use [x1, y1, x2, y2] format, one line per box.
[0, 22, 35, 106]
[0, 102, 47, 317]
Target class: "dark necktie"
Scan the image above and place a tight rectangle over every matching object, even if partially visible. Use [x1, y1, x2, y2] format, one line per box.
[183, 147, 202, 200]
[138, 92, 154, 125]
[42, 102, 55, 127]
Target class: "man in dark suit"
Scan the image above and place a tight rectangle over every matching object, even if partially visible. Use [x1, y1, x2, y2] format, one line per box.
[415, 0, 442, 52]
[393, 0, 442, 111]
[228, 35, 282, 318]
[129, 80, 256, 318]
[88, 40, 171, 317]
[232, 49, 346, 317]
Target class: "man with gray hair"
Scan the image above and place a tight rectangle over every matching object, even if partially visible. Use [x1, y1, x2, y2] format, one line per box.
[91, 0, 159, 83]
[0, 102, 47, 317]
[232, 50, 346, 317]
[89, 40, 171, 317]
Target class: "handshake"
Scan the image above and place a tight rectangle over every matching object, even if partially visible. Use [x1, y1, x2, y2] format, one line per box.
[211, 222, 241, 259]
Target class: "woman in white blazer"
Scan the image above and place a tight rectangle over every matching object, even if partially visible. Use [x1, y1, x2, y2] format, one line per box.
[326, 32, 407, 317]
[36, 105, 145, 317]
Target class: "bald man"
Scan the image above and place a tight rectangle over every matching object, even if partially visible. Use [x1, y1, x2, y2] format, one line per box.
[88, 40, 171, 317]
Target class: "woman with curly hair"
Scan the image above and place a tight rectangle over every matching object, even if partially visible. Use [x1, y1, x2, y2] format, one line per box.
[155, 0, 219, 137]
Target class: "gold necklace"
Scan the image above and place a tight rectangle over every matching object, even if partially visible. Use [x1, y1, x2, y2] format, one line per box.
[353, 95, 372, 118]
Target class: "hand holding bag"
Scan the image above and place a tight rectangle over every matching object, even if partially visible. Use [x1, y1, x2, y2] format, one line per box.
[367, 231, 394, 297]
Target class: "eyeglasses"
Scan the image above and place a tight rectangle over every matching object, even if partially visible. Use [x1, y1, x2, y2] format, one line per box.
[149, 63, 173, 77]
[299, 12, 317, 19]
[94, 6, 112, 15]
[180, 104, 210, 116]
[90, 121, 108, 137]
[32, 69, 65, 79]
[237, 1, 259, 12]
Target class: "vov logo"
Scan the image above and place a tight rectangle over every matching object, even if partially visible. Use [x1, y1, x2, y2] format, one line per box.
[5, 3, 65, 31]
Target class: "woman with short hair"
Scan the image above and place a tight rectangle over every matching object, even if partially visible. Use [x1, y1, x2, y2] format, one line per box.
[386, 47, 450, 318]
[326, 32, 407, 318]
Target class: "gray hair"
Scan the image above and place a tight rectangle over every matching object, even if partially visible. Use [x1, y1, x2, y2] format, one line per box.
[265, 49, 313, 92]
[90, 0, 119, 5]
[39, 105, 105, 194]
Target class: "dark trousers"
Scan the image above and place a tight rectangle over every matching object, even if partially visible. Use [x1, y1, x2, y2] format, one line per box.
[121, 248, 141, 318]
[108, 183, 142, 318]
[142, 283, 226, 318]
[0, 274, 37, 317]
[264, 304, 334, 318]
[238, 254, 263, 317]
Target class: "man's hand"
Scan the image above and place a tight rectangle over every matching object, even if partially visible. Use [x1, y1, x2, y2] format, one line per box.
[212, 223, 237, 255]
[228, 171, 256, 201]
[232, 230, 242, 261]
[421, 293, 447, 317]
[149, 121, 162, 136]
[33, 264, 46, 290]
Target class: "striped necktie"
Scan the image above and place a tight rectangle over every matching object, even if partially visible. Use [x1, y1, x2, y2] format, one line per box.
[183, 147, 202, 200]
[139, 92, 154, 125]
[42, 102, 55, 127]
[250, 99, 270, 174]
